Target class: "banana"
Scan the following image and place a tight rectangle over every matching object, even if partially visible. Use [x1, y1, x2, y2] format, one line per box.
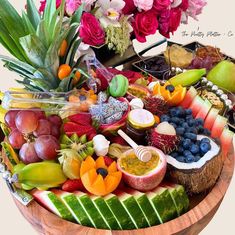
[12, 162, 67, 190]
[0, 123, 10, 136]
[0, 105, 7, 123]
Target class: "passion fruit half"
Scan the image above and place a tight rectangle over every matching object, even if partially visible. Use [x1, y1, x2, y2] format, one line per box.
[117, 147, 167, 191]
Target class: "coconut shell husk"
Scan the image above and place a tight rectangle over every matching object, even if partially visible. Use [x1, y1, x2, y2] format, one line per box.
[167, 142, 224, 194]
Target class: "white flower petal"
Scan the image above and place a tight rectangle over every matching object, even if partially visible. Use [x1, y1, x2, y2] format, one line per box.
[110, 0, 125, 11]
[98, 0, 110, 9]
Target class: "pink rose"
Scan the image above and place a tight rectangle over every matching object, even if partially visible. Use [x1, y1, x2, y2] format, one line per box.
[153, 0, 171, 13]
[133, 0, 154, 11]
[187, 0, 206, 19]
[122, 0, 136, 14]
[39, 0, 61, 13]
[180, 0, 189, 11]
[79, 13, 105, 46]
[132, 10, 158, 42]
[159, 7, 182, 37]
[66, 0, 96, 15]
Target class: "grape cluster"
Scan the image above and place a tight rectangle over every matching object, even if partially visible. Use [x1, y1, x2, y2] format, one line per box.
[188, 56, 214, 71]
[161, 107, 212, 163]
[5, 109, 62, 164]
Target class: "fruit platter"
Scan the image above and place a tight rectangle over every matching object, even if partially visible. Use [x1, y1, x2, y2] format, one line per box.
[0, 0, 234, 235]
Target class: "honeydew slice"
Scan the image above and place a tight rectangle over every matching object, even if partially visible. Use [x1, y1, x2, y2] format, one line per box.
[104, 193, 136, 230]
[116, 191, 149, 228]
[125, 189, 161, 226]
[148, 187, 178, 223]
[53, 190, 93, 227]
[90, 195, 121, 230]
[75, 191, 109, 229]
[32, 190, 74, 222]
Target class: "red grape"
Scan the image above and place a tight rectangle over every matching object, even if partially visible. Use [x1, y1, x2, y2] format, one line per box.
[34, 109, 46, 120]
[33, 119, 52, 137]
[34, 135, 60, 160]
[47, 115, 63, 127]
[19, 142, 41, 164]
[51, 125, 60, 139]
[15, 110, 39, 134]
[8, 129, 26, 149]
[4, 110, 19, 129]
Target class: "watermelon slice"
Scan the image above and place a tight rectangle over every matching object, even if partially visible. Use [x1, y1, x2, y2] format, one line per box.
[204, 108, 220, 130]
[31, 190, 74, 222]
[189, 95, 205, 117]
[148, 187, 178, 223]
[90, 195, 121, 230]
[211, 115, 228, 138]
[53, 190, 93, 226]
[179, 86, 198, 109]
[75, 191, 109, 229]
[220, 128, 234, 158]
[104, 193, 136, 229]
[115, 190, 149, 229]
[195, 99, 212, 120]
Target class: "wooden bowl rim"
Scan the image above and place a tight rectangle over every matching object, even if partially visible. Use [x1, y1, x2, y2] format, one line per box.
[14, 147, 234, 234]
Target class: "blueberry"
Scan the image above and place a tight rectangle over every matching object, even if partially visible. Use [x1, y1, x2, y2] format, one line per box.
[160, 114, 170, 122]
[203, 128, 211, 136]
[186, 127, 197, 134]
[184, 133, 197, 141]
[166, 85, 175, 93]
[195, 118, 204, 126]
[176, 156, 185, 163]
[181, 122, 189, 129]
[190, 144, 200, 154]
[169, 122, 177, 129]
[194, 155, 201, 162]
[185, 115, 193, 121]
[175, 107, 184, 117]
[196, 140, 201, 146]
[183, 150, 192, 157]
[171, 117, 180, 124]
[176, 127, 185, 135]
[185, 154, 195, 163]
[185, 109, 192, 115]
[197, 125, 204, 134]
[171, 152, 178, 158]
[178, 146, 184, 153]
[200, 142, 211, 154]
[169, 108, 177, 117]
[188, 119, 195, 127]
[96, 168, 108, 178]
[200, 138, 210, 144]
[178, 118, 185, 125]
[182, 139, 191, 150]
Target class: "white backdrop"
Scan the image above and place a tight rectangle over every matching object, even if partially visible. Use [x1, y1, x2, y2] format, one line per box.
[0, 1, 234, 234]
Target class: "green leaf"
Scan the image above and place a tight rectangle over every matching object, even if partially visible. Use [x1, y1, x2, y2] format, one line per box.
[19, 34, 47, 67]
[43, 0, 56, 28]
[57, 77, 73, 92]
[36, 20, 50, 48]
[22, 12, 36, 35]
[48, 7, 61, 43]
[26, 0, 40, 29]
[65, 38, 82, 66]
[71, 4, 83, 24]
[29, 77, 54, 91]
[35, 68, 59, 88]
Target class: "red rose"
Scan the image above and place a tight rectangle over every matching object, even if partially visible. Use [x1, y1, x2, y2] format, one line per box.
[39, 0, 61, 13]
[132, 10, 158, 43]
[180, 0, 189, 11]
[122, 0, 136, 14]
[159, 7, 182, 38]
[79, 13, 105, 46]
[153, 0, 171, 13]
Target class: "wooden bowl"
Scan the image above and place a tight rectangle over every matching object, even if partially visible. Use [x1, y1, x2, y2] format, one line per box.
[12, 147, 234, 235]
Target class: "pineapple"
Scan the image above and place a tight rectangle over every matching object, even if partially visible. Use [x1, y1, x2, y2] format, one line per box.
[0, 0, 85, 92]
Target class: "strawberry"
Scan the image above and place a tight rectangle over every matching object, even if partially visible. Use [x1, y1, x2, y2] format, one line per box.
[104, 156, 114, 167]
[62, 179, 85, 192]
[68, 113, 92, 126]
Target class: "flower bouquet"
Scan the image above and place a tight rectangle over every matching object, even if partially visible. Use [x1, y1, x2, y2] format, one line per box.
[0, 0, 234, 235]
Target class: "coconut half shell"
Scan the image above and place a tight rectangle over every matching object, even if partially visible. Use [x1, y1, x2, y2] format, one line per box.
[166, 135, 223, 194]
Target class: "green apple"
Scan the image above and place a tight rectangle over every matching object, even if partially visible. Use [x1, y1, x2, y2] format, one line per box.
[207, 60, 235, 93]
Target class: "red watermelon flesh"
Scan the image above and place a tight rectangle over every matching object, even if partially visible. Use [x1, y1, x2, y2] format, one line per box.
[189, 95, 205, 117]
[179, 86, 198, 109]
[204, 108, 219, 130]
[195, 99, 212, 120]
[211, 115, 227, 138]
[63, 122, 96, 137]
[220, 128, 234, 159]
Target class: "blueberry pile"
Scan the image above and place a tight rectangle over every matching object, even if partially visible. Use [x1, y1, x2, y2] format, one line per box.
[160, 107, 212, 163]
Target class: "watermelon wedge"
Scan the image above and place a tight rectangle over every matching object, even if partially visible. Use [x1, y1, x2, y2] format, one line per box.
[211, 115, 228, 138]
[220, 128, 234, 158]
[195, 99, 212, 120]
[31, 190, 74, 222]
[179, 86, 198, 109]
[189, 95, 205, 117]
[204, 108, 220, 130]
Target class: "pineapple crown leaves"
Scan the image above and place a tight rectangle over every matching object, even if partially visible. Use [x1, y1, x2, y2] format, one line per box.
[0, 0, 84, 92]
